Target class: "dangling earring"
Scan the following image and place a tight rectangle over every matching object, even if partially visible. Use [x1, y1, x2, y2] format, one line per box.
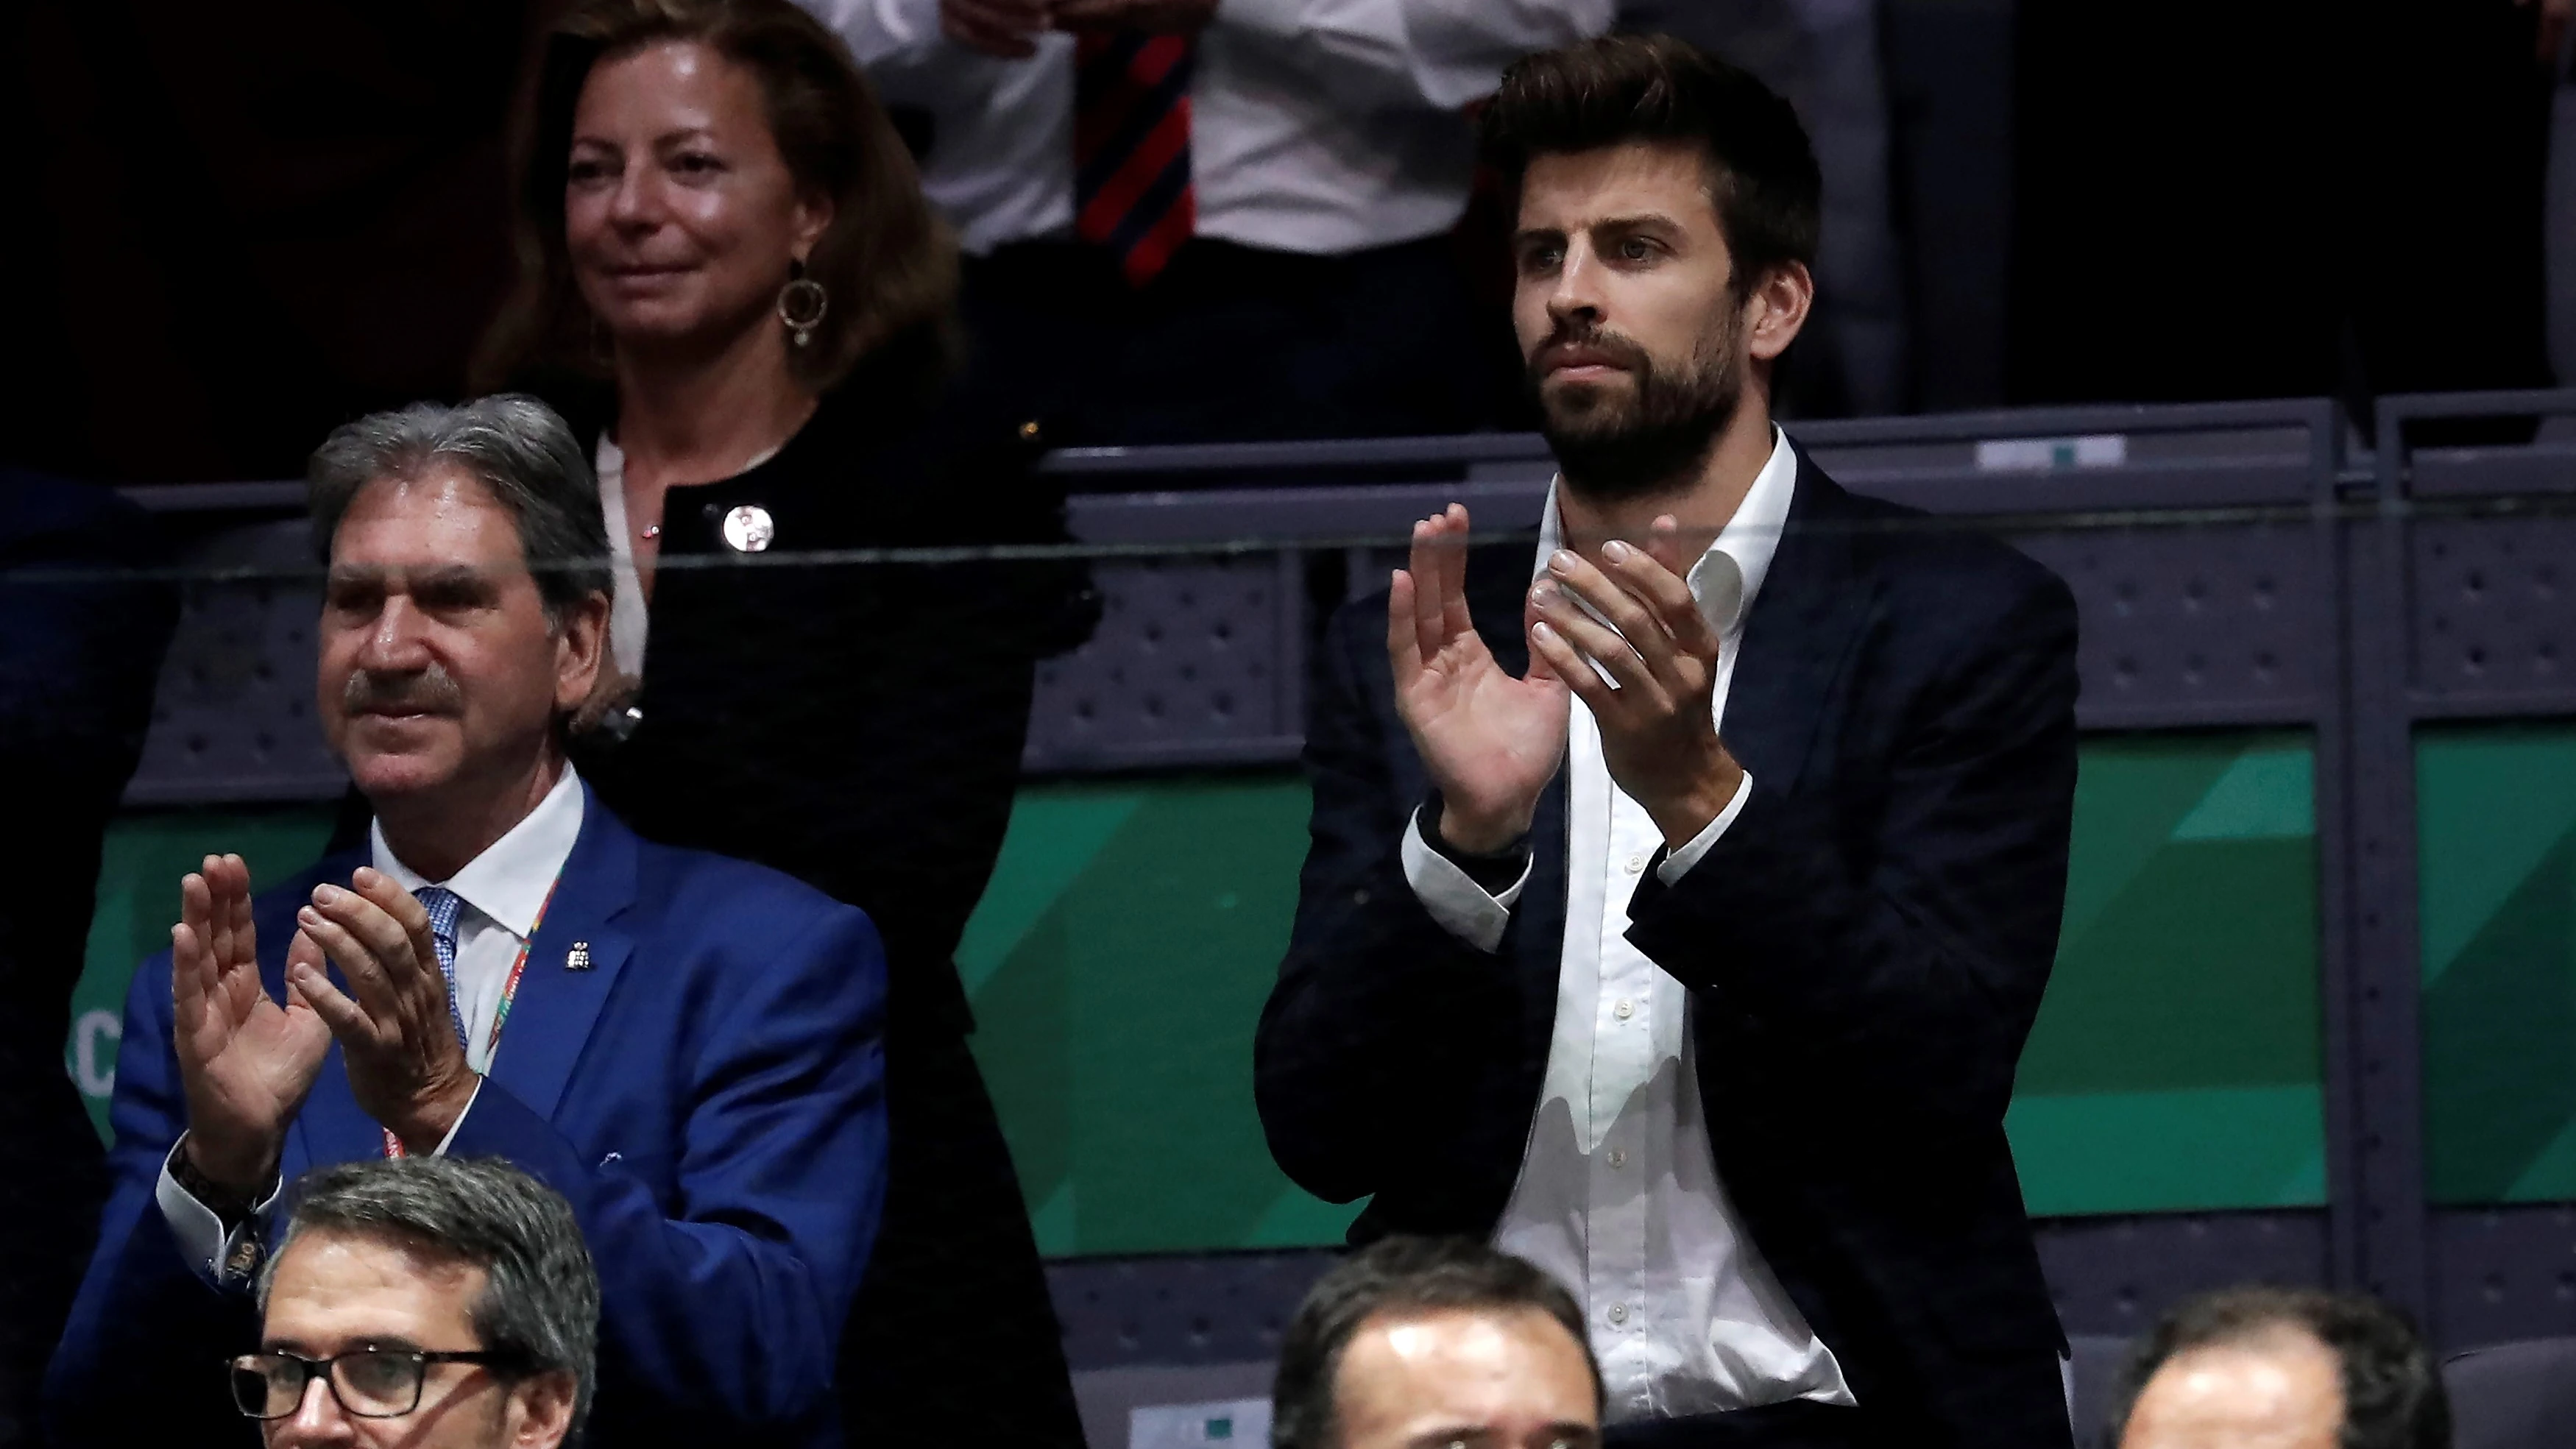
[778, 259, 828, 350]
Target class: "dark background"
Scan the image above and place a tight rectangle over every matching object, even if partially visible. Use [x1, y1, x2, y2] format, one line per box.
[1, 0, 2555, 483]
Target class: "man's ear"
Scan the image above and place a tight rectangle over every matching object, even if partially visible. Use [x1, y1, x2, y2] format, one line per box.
[508, 1370, 579, 1449]
[1743, 261, 1815, 364]
[554, 591, 611, 713]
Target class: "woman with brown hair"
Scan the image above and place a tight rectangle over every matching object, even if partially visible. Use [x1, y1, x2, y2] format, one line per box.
[476, 1, 1090, 1442]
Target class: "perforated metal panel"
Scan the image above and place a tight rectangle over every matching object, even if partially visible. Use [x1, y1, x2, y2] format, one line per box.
[2035, 1211, 2333, 1339]
[1023, 555, 1305, 773]
[2017, 526, 2329, 730]
[1047, 1250, 1337, 1372]
[2407, 518, 2576, 714]
[2432, 1206, 2576, 1347]
[124, 520, 343, 805]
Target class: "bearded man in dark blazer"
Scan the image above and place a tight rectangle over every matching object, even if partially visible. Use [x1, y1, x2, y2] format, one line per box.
[1256, 35, 2080, 1449]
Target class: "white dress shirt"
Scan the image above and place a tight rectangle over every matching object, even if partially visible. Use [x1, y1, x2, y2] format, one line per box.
[597, 436, 651, 682]
[1401, 427, 1856, 1421]
[594, 432, 785, 682]
[157, 767, 587, 1283]
[810, 0, 1613, 257]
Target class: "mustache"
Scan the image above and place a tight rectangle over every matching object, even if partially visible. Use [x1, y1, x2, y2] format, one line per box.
[342, 666, 463, 718]
[1530, 322, 1655, 378]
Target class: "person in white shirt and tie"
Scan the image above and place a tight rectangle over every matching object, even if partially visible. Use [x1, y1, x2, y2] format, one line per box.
[1257, 36, 2081, 1449]
[803, 0, 1615, 444]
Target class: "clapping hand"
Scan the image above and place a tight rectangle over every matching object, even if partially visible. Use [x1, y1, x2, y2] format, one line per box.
[1524, 517, 1746, 846]
[286, 868, 478, 1155]
[171, 855, 331, 1195]
[1388, 505, 1571, 853]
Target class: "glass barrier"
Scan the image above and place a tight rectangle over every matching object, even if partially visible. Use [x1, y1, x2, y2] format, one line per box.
[15, 397, 2576, 1408]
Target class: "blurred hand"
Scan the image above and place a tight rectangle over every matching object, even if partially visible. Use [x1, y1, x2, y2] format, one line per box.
[287, 868, 478, 1155]
[172, 855, 331, 1195]
[1388, 505, 1569, 854]
[944, 0, 1051, 59]
[1524, 520, 1747, 848]
[1051, 0, 1219, 35]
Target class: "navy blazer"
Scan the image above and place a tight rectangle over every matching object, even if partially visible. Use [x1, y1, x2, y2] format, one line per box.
[1255, 453, 2081, 1449]
[48, 788, 888, 1448]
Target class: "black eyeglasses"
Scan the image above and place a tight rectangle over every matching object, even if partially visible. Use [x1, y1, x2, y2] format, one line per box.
[227, 1348, 523, 1420]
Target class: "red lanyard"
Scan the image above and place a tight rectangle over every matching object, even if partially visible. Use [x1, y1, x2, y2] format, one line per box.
[382, 878, 563, 1159]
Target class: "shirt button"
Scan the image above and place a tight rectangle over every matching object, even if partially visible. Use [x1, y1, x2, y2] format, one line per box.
[1613, 999, 1635, 1020]
[1608, 1304, 1629, 1325]
[1625, 854, 1646, 874]
[1607, 1148, 1627, 1169]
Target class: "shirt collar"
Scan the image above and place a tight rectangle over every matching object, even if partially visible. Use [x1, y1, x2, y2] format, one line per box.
[1535, 423, 1798, 641]
[371, 766, 586, 939]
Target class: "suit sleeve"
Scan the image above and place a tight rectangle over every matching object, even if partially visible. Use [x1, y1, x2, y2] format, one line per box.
[1626, 569, 2080, 1149]
[445, 904, 888, 1433]
[1253, 602, 1530, 1205]
[46, 950, 261, 1448]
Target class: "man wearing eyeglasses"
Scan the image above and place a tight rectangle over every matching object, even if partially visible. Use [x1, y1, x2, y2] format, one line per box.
[233, 1156, 595, 1449]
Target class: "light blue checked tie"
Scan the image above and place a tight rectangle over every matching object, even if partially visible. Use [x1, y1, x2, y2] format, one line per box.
[413, 886, 470, 1049]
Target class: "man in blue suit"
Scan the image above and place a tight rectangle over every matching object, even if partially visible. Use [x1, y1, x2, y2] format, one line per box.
[48, 396, 888, 1448]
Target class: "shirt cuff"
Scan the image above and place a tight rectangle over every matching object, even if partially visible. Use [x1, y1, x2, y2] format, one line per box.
[155, 1145, 281, 1287]
[431, 1078, 485, 1157]
[1400, 805, 1529, 953]
[1654, 768, 1755, 885]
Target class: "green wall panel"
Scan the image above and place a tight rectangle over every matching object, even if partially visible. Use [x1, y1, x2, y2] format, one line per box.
[68, 732, 2331, 1252]
[957, 778, 1362, 1256]
[2009, 734, 2326, 1214]
[2418, 723, 2576, 1205]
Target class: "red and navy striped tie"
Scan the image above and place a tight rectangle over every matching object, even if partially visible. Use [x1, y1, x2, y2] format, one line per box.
[1074, 30, 1197, 287]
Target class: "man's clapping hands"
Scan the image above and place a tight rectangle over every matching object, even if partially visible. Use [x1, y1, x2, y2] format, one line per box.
[171, 855, 330, 1197]
[171, 857, 482, 1195]
[1387, 506, 1746, 857]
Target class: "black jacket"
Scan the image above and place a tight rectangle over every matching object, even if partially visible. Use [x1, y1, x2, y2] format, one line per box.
[562, 351, 1094, 1031]
[1256, 452, 2078, 1449]
[556, 348, 1098, 1448]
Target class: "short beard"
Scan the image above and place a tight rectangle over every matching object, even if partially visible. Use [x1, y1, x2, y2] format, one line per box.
[1528, 311, 1742, 505]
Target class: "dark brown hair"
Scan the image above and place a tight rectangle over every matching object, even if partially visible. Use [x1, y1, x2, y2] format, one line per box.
[1270, 1236, 1601, 1449]
[473, 0, 957, 394]
[1480, 34, 1822, 297]
[2107, 1286, 2450, 1449]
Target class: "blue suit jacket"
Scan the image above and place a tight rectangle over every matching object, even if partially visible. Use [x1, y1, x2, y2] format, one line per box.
[47, 788, 888, 1448]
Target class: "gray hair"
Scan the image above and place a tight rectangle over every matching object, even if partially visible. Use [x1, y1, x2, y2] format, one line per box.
[308, 394, 612, 623]
[260, 1157, 602, 1442]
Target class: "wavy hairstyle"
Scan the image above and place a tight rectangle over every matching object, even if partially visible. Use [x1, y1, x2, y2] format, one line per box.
[474, 0, 956, 394]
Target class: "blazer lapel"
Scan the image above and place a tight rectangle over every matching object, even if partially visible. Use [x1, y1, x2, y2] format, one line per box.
[279, 806, 640, 1164]
[1724, 451, 1874, 796]
[485, 785, 639, 1122]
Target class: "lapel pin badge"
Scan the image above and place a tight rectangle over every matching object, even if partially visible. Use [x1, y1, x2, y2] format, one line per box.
[721, 504, 775, 553]
[565, 940, 592, 971]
